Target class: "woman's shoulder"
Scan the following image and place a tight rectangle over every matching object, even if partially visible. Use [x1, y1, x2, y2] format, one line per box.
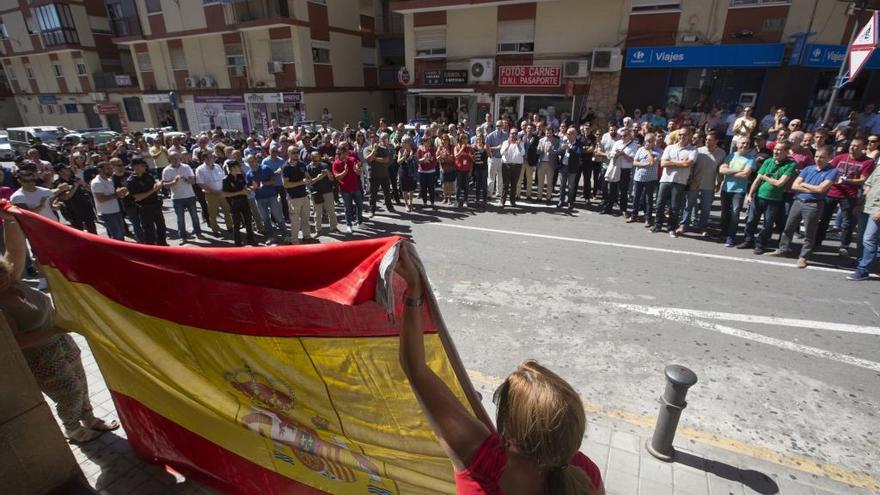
[570, 451, 603, 491]
[455, 433, 507, 488]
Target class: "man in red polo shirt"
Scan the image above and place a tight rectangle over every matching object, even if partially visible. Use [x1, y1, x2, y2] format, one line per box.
[332, 142, 364, 232]
[817, 138, 876, 256]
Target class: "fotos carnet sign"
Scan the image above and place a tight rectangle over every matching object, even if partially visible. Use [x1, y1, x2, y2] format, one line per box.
[498, 65, 561, 87]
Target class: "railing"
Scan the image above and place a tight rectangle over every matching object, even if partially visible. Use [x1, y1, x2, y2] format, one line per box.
[109, 17, 142, 38]
[93, 72, 137, 90]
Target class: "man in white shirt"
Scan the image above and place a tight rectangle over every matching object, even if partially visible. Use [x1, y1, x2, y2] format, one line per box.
[499, 130, 524, 207]
[90, 161, 125, 240]
[190, 135, 213, 164]
[195, 155, 231, 236]
[485, 120, 507, 199]
[162, 150, 203, 242]
[653, 126, 697, 237]
[604, 128, 638, 217]
[11, 168, 65, 221]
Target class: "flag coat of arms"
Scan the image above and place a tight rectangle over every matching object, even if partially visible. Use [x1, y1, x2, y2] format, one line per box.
[9, 204, 490, 494]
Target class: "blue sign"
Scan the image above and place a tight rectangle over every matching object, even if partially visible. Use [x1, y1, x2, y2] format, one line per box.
[625, 44, 785, 69]
[801, 43, 880, 69]
[37, 95, 57, 105]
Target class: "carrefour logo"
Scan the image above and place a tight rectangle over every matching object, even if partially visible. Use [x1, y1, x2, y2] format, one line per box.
[812, 48, 822, 58]
[633, 50, 645, 60]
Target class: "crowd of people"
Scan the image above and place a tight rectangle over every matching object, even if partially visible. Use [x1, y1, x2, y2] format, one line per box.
[4, 103, 879, 281]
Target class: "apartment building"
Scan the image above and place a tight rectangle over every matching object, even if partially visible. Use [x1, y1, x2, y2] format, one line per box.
[391, 0, 879, 125]
[103, 0, 402, 132]
[0, 0, 133, 130]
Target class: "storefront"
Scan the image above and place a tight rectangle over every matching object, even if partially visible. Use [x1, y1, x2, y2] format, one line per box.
[93, 102, 129, 133]
[619, 44, 785, 114]
[244, 92, 306, 132]
[186, 95, 250, 133]
[406, 69, 480, 124]
[797, 44, 880, 125]
[141, 93, 179, 129]
[495, 65, 573, 124]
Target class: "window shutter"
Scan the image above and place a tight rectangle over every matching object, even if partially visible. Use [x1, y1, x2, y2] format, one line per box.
[497, 20, 534, 44]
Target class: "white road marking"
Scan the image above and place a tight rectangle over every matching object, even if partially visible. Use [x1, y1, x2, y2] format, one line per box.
[427, 222, 867, 276]
[613, 304, 880, 336]
[619, 304, 880, 373]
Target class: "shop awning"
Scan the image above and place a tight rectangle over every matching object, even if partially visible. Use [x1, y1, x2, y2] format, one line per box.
[625, 43, 785, 69]
[798, 43, 880, 69]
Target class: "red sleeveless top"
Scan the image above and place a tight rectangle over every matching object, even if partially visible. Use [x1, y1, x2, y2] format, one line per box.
[454, 433, 602, 494]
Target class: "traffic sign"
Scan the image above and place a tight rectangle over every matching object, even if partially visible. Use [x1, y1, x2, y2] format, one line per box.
[852, 11, 878, 48]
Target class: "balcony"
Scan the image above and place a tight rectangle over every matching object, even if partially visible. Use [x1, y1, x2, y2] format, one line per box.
[109, 16, 142, 38]
[225, 0, 290, 24]
[93, 72, 137, 90]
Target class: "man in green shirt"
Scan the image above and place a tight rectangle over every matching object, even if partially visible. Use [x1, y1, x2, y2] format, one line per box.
[736, 141, 796, 254]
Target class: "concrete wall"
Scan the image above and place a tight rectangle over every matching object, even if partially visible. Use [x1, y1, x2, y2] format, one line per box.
[292, 25, 315, 86]
[783, 0, 849, 45]
[182, 34, 231, 88]
[71, 4, 96, 47]
[327, 0, 361, 30]
[244, 29, 274, 88]
[329, 32, 363, 87]
[676, 0, 728, 44]
[1, 10, 34, 53]
[161, 0, 208, 33]
[445, 7, 496, 60]
[534, 0, 627, 55]
[0, 97, 23, 128]
[15, 96, 93, 130]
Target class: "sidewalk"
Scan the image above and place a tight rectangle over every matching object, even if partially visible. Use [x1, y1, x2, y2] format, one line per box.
[56, 334, 874, 495]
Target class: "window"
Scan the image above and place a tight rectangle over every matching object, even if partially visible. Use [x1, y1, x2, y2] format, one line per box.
[311, 42, 330, 64]
[25, 65, 34, 79]
[65, 103, 77, 113]
[496, 20, 534, 54]
[34, 3, 79, 46]
[145, 0, 162, 14]
[730, 0, 789, 5]
[169, 45, 186, 70]
[415, 28, 445, 58]
[0, 22, 8, 40]
[76, 63, 87, 75]
[5, 65, 16, 82]
[631, 0, 681, 12]
[52, 64, 62, 77]
[136, 52, 153, 72]
[308, 0, 327, 4]
[270, 40, 294, 63]
[123, 96, 145, 122]
[362, 46, 376, 67]
[225, 43, 245, 67]
[762, 17, 784, 32]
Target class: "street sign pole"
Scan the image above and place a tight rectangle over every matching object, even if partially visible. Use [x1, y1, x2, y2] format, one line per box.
[822, 3, 872, 127]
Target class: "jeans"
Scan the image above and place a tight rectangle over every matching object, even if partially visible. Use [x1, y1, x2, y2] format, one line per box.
[172, 196, 201, 239]
[743, 197, 782, 249]
[604, 168, 632, 214]
[228, 198, 255, 246]
[501, 162, 522, 203]
[856, 213, 879, 272]
[388, 162, 400, 203]
[631, 181, 657, 220]
[288, 195, 312, 241]
[719, 191, 746, 242]
[138, 203, 167, 246]
[557, 168, 577, 207]
[487, 157, 503, 197]
[256, 195, 287, 237]
[100, 212, 125, 241]
[369, 177, 393, 211]
[472, 166, 488, 203]
[456, 170, 471, 205]
[681, 189, 715, 230]
[341, 190, 364, 226]
[778, 199, 824, 259]
[817, 196, 857, 249]
[123, 204, 144, 242]
[419, 171, 436, 205]
[654, 182, 685, 231]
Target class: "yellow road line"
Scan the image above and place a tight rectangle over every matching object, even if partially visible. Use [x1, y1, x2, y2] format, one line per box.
[465, 369, 880, 491]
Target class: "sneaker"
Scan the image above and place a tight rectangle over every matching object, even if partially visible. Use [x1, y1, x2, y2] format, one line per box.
[753, 247, 764, 255]
[846, 270, 870, 281]
[796, 257, 808, 269]
[724, 237, 735, 247]
[336, 225, 349, 234]
[838, 247, 850, 258]
[669, 230, 678, 238]
[735, 242, 754, 250]
[650, 226, 660, 233]
[766, 249, 788, 257]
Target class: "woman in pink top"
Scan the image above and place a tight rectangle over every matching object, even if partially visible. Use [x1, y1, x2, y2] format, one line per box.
[395, 245, 605, 495]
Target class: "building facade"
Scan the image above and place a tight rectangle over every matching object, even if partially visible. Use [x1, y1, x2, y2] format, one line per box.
[391, 0, 879, 125]
[1, 0, 406, 133]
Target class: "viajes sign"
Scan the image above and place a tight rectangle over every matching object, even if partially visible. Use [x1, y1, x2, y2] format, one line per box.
[625, 44, 785, 68]
[498, 65, 561, 87]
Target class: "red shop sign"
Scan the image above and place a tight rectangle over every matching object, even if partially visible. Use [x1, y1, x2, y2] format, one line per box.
[498, 65, 561, 87]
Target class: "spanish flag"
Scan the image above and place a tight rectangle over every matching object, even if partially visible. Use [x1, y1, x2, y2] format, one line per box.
[8, 204, 489, 494]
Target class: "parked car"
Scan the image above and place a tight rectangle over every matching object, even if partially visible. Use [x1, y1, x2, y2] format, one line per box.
[142, 127, 186, 144]
[0, 131, 15, 161]
[6, 126, 71, 161]
[64, 130, 119, 146]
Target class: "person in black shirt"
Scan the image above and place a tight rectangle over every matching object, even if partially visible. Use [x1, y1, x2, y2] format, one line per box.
[306, 152, 339, 235]
[282, 150, 314, 244]
[53, 165, 97, 234]
[222, 161, 257, 246]
[111, 158, 143, 242]
[124, 156, 167, 246]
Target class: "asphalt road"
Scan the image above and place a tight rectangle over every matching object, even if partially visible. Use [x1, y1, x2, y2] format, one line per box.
[146, 195, 879, 481]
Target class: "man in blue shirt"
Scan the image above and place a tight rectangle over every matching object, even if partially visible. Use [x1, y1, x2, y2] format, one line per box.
[254, 146, 288, 241]
[261, 144, 290, 222]
[768, 145, 839, 268]
[484, 120, 506, 199]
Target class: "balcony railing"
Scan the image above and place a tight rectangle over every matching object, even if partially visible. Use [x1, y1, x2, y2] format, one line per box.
[226, 0, 290, 24]
[109, 16, 142, 38]
[93, 72, 137, 90]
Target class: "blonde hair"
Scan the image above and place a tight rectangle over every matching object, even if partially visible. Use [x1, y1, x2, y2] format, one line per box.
[495, 360, 591, 494]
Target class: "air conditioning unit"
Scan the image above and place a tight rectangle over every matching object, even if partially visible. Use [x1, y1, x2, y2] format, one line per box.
[591, 48, 622, 72]
[200, 75, 217, 88]
[184, 76, 198, 88]
[268, 61, 284, 74]
[563, 60, 589, 78]
[469, 58, 494, 83]
[228, 65, 245, 77]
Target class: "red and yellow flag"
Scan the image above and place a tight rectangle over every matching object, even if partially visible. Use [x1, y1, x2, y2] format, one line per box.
[10, 205, 488, 494]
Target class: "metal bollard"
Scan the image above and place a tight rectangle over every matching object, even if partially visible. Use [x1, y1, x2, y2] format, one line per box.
[646, 364, 698, 461]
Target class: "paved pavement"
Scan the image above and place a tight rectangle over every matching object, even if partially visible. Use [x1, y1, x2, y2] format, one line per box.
[41, 192, 880, 494]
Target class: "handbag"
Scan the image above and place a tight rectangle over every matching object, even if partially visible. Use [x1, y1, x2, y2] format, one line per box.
[605, 161, 621, 183]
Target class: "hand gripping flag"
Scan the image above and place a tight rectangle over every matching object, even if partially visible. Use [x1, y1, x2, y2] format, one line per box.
[5, 203, 490, 494]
